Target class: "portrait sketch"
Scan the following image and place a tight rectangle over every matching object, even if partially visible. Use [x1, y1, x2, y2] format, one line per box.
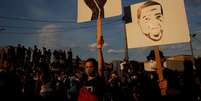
[125, 0, 190, 48]
[137, 1, 164, 41]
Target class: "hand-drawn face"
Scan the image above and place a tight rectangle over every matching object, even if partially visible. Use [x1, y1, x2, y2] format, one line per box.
[84, 0, 107, 20]
[138, 2, 164, 41]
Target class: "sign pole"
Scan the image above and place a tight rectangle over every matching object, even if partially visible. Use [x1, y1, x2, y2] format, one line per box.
[154, 46, 167, 96]
[123, 21, 129, 62]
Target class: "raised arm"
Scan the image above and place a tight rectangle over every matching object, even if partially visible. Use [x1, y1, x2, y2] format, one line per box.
[96, 15, 104, 78]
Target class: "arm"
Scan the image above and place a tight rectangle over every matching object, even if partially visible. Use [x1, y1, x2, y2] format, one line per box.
[97, 15, 104, 78]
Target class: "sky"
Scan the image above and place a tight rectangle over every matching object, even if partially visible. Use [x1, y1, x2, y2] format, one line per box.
[0, 0, 201, 62]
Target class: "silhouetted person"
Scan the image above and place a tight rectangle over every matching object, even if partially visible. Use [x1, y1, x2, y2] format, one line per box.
[143, 50, 170, 101]
[0, 63, 22, 100]
[182, 60, 197, 101]
[67, 48, 73, 73]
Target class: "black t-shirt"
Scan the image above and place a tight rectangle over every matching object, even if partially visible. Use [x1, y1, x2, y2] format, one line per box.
[83, 76, 105, 100]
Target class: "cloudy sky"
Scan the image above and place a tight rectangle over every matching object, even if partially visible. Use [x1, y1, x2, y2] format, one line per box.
[0, 0, 201, 62]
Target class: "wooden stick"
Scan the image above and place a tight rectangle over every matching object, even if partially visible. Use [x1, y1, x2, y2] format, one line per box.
[154, 46, 167, 96]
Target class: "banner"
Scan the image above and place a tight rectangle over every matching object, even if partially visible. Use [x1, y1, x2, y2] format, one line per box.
[125, 0, 190, 48]
[77, 0, 122, 23]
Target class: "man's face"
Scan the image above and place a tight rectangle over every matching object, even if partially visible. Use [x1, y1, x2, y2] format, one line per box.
[85, 61, 95, 76]
[138, 5, 163, 41]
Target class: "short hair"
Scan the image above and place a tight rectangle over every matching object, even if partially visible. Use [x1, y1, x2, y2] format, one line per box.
[137, 1, 163, 19]
[146, 50, 164, 60]
[85, 58, 98, 68]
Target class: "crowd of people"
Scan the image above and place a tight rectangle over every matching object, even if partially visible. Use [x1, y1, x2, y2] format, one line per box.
[0, 44, 76, 100]
[1, 21, 201, 100]
[0, 43, 201, 101]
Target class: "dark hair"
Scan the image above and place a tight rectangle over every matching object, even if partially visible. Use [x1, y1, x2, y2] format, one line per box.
[137, 0, 163, 19]
[85, 58, 98, 68]
[146, 50, 164, 60]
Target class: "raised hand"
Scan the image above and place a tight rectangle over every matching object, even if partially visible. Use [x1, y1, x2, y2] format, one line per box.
[158, 79, 168, 96]
[84, 0, 107, 20]
[96, 15, 104, 49]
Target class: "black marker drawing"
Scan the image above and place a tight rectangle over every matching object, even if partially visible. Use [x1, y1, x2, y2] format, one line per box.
[84, 0, 107, 20]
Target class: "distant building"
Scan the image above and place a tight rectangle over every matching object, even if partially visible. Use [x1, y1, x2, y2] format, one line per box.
[144, 54, 193, 72]
[111, 60, 122, 74]
[165, 55, 193, 72]
[166, 55, 193, 61]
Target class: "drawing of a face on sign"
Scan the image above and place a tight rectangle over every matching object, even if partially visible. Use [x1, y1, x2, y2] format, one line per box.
[137, 1, 164, 41]
[84, 0, 107, 20]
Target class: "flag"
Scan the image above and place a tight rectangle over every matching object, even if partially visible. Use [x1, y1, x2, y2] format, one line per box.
[77, 0, 122, 23]
[125, 0, 190, 48]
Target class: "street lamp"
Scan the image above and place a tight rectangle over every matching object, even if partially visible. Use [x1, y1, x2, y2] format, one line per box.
[0, 28, 5, 32]
[189, 33, 198, 65]
[192, 34, 196, 37]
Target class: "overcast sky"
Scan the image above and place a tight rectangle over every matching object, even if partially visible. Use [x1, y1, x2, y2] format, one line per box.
[0, 0, 201, 62]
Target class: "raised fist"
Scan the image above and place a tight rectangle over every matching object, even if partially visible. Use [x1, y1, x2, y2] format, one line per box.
[84, 0, 107, 20]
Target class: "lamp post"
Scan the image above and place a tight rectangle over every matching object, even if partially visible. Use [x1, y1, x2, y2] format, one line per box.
[0, 28, 5, 32]
[190, 33, 197, 65]
[122, 16, 129, 62]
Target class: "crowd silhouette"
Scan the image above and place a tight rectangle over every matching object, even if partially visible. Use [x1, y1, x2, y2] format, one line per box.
[0, 44, 201, 101]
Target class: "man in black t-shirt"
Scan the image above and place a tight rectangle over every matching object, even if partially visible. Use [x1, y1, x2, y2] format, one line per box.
[82, 58, 105, 101]
[78, 15, 105, 101]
